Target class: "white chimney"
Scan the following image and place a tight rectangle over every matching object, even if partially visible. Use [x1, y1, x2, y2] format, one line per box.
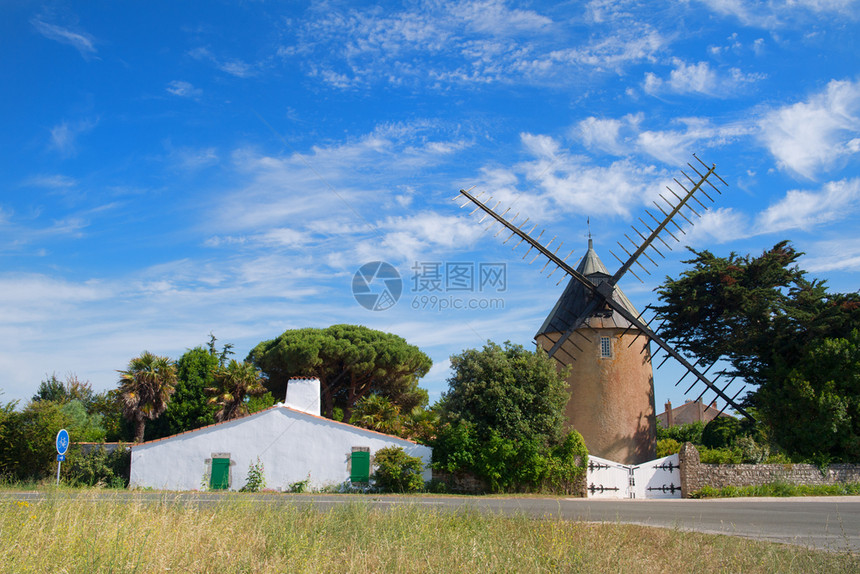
[284, 377, 321, 416]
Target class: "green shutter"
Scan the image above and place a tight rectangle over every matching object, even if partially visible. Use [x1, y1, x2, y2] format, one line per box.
[350, 451, 370, 482]
[210, 458, 230, 490]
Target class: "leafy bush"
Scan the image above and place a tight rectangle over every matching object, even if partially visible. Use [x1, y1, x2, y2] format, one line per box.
[698, 446, 744, 464]
[432, 423, 588, 494]
[656, 438, 681, 457]
[701, 417, 743, 449]
[431, 420, 478, 474]
[288, 474, 311, 493]
[434, 425, 539, 493]
[425, 478, 448, 493]
[246, 392, 276, 415]
[763, 451, 793, 464]
[541, 431, 588, 495]
[691, 481, 860, 498]
[372, 446, 424, 493]
[63, 444, 130, 488]
[0, 401, 70, 481]
[239, 457, 266, 492]
[737, 435, 770, 463]
[689, 485, 721, 498]
[656, 421, 704, 444]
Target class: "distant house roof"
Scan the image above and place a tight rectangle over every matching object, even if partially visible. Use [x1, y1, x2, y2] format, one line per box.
[536, 239, 640, 337]
[656, 399, 733, 428]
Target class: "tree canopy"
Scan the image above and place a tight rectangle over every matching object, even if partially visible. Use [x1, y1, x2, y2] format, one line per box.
[655, 241, 860, 460]
[0, 387, 109, 481]
[32, 374, 95, 406]
[432, 341, 585, 493]
[758, 330, 860, 461]
[248, 325, 431, 421]
[440, 341, 569, 446]
[147, 346, 220, 440]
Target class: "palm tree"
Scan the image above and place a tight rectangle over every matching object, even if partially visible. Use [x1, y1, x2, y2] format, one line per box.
[118, 351, 178, 443]
[401, 405, 439, 443]
[349, 394, 402, 435]
[207, 360, 267, 422]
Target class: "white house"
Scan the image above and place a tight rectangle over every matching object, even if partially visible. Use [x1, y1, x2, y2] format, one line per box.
[129, 377, 432, 491]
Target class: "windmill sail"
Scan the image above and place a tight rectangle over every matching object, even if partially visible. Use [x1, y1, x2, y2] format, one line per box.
[453, 156, 751, 421]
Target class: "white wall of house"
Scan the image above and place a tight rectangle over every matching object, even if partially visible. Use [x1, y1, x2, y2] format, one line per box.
[129, 405, 432, 491]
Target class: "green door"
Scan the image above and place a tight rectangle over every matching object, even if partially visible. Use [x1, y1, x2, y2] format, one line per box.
[210, 458, 230, 490]
[350, 451, 370, 482]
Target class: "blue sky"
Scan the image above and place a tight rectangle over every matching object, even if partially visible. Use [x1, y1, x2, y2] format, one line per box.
[2, 1, 859, 411]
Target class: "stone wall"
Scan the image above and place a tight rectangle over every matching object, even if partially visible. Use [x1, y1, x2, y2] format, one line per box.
[431, 469, 488, 494]
[678, 442, 860, 498]
[431, 468, 588, 496]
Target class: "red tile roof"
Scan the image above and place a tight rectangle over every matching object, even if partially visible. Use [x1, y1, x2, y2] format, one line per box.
[131, 403, 422, 448]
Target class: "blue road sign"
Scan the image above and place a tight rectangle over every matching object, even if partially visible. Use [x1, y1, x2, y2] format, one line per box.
[56, 429, 69, 455]
[57, 454, 66, 462]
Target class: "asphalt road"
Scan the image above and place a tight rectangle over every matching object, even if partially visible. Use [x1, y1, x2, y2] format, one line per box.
[5, 491, 859, 553]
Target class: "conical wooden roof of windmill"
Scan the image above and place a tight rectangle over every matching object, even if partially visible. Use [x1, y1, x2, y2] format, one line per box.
[535, 238, 641, 336]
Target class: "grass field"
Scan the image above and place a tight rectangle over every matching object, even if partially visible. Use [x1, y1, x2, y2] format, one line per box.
[1, 491, 857, 573]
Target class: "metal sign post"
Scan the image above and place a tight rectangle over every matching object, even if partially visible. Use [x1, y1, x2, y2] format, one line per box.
[55, 429, 69, 486]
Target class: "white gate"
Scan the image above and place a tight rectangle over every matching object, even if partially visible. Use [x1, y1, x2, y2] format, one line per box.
[586, 456, 632, 498]
[586, 453, 681, 499]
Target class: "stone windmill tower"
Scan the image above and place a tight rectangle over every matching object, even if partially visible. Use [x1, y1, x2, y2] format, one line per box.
[453, 156, 753, 466]
[535, 238, 655, 464]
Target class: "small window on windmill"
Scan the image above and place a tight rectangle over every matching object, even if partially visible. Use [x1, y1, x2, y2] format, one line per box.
[600, 336, 612, 359]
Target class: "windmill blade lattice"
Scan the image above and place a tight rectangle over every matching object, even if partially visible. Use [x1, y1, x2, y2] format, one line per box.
[453, 155, 752, 420]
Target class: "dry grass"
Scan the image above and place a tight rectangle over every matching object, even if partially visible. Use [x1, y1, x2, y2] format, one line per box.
[1, 492, 857, 573]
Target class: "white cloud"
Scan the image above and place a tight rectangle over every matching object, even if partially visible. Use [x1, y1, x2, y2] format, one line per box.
[295, 0, 667, 89]
[803, 238, 860, 272]
[377, 213, 486, 263]
[0, 262, 332, 401]
[31, 18, 97, 58]
[578, 117, 626, 155]
[470, 134, 672, 223]
[23, 174, 78, 188]
[166, 80, 202, 98]
[755, 177, 860, 233]
[585, 0, 637, 23]
[449, 0, 552, 34]
[643, 59, 763, 97]
[189, 47, 257, 78]
[577, 113, 752, 164]
[636, 129, 697, 165]
[758, 79, 860, 178]
[49, 118, 97, 156]
[681, 207, 750, 246]
[50, 124, 75, 154]
[257, 228, 309, 248]
[0, 274, 106, 322]
[694, 0, 858, 28]
[169, 146, 219, 171]
[210, 122, 468, 237]
[651, 178, 860, 247]
[219, 59, 254, 78]
[550, 28, 665, 71]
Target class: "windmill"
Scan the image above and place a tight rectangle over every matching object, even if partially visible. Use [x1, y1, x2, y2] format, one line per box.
[453, 155, 751, 465]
